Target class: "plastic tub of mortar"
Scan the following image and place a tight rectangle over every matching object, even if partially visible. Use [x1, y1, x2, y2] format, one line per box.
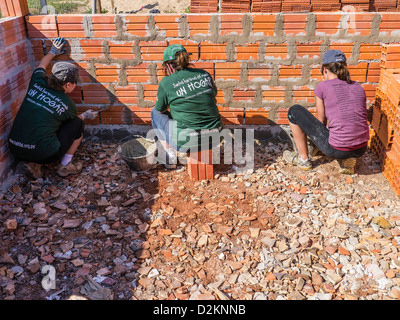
[117, 135, 157, 171]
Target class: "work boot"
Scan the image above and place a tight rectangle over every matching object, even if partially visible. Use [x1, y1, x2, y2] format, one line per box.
[283, 150, 312, 171]
[21, 162, 43, 179]
[338, 157, 356, 175]
[57, 162, 83, 177]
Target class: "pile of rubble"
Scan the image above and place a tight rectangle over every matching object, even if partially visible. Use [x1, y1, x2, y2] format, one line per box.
[0, 136, 399, 300]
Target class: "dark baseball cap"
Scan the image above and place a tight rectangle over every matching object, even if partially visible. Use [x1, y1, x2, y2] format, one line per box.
[322, 49, 347, 65]
[52, 62, 82, 84]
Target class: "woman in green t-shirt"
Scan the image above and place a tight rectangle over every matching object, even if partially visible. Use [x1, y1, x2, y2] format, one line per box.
[8, 38, 98, 179]
[151, 44, 223, 169]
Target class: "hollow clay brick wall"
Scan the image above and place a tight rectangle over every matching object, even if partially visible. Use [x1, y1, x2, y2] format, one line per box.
[0, 16, 33, 180]
[22, 12, 400, 127]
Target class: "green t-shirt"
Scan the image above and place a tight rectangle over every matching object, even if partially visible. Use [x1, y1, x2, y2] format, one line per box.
[155, 68, 223, 149]
[8, 68, 77, 161]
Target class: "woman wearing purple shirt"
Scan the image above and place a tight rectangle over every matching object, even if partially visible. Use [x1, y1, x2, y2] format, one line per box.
[283, 49, 370, 174]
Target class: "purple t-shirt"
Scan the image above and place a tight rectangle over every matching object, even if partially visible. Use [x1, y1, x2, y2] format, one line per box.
[314, 78, 370, 149]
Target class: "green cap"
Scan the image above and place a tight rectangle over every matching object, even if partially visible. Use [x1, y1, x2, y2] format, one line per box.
[163, 44, 187, 63]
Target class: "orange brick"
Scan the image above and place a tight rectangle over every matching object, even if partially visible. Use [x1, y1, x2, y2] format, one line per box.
[283, 14, 308, 36]
[125, 15, 149, 37]
[262, 86, 286, 103]
[169, 39, 199, 60]
[114, 85, 139, 104]
[315, 13, 342, 36]
[82, 83, 110, 104]
[79, 39, 106, 60]
[245, 108, 270, 125]
[142, 84, 159, 103]
[236, 43, 259, 60]
[359, 43, 383, 60]
[187, 15, 212, 37]
[233, 88, 256, 102]
[215, 62, 241, 81]
[276, 108, 291, 125]
[366, 62, 380, 83]
[264, 43, 289, 59]
[220, 14, 244, 35]
[293, 85, 315, 104]
[95, 63, 121, 83]
[108, 40, 136, 60]
[218, 107, 244, 124]
[248, 64, 270, 82]
[127, 106, 153, 124]
[140, 41, 168, 61]
[296, 41, 323, 59]
[252, 15, 276, 36]
[379, 13, 400, 36]
[329, 41, 353, 58]
[154, 15, 181, 38]
[201, 41, 227, 60]
[348, 62, 368, 82]
[279, 64, 304, 81]
[26, 15, 58, 38]
[126, 63, 151, 83]
[346, 13, 374, 36]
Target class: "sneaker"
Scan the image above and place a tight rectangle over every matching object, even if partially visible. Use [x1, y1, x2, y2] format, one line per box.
[283, 150, 312, 171]
[20, 162, 43, 179]
[177, 150, 188, 165]
[338, 157, 356, 175]
[57, 162, 83, 177]
[164, 149, 177, 169]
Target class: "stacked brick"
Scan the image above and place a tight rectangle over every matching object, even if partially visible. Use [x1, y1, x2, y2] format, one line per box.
[13, 12, 398, 129]
[221, 0, 252, 12]
[191, 0, 400, 12]
[370, 44, 400, 196]
[251, 0, 282, 12]
[190, 0, 219, 13]
[0, 16, 33, 179]
[0, 0, 29, 17]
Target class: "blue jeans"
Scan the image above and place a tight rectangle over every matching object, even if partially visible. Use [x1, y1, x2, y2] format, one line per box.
[150, 108, 181, 151]
[288, 104, 367, 159]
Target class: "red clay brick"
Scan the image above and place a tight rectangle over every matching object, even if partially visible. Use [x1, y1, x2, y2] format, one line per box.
[315, 13, 343, 36]
[218, 107, 244, 124]
[296, 41, 324, 59]
[215, 62, 242, 81]
[245, 108, 270, 125]
[262, 86, 286, 103]
[248, 64, 270, 82]
[201, 41, 227, 60]
[264, 43, 289, 59]
[126, 63, 151, 83]
[154, 15, 181, 38]
[236, 43, 259, 60]
[140, 41, 168, 61]
[252, 15, 276, 36]
[187, 15, 212, 37]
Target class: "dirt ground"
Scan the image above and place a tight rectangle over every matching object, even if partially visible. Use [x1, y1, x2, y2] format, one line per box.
[100, 0, 191, 14]
[1, 132, 400, 301]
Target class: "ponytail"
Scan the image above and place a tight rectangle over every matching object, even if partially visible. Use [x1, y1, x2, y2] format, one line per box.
[46, 74, 66, 92]
[321, 62, 352, 84]
[163, 51, 193, 76]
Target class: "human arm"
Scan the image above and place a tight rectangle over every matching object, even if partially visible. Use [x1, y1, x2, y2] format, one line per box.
[155, 81, 169, 113]
[315, 96, 327, 126]
[37, 37, 66, 70]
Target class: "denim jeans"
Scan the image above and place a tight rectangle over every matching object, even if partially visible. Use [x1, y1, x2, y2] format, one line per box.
[287, 104, 367, 159]
[150, 108, 181, 151]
